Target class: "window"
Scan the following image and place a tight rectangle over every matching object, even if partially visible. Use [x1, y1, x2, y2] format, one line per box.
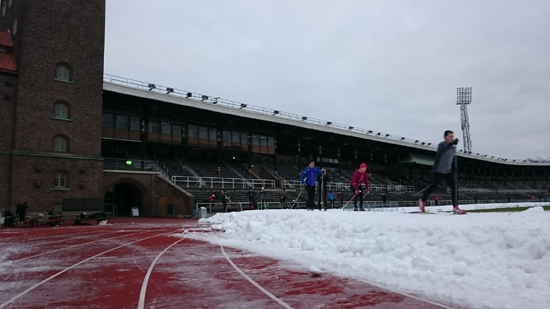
[188, 125, 198, 138]
[241, 133, 248, 145]
[54, 102, 69, 119]
[260, 135, 267, 147]
[53, 172, 67, 188]
[56, 64, 71, 82]
[232, 132, 240, 144]
[148, 121, 160, 134]
[53, 136, 67, 152]
[172, 125, 181, 137]
[223, 131, 231, 142]
[209, 128, 217, 141]
[102, 113, 114, 128]
[161, 122, 171, 135]
[115, 115, 128, 129]
[2, 2, 6, 17]
[268, 137, 274, 147]
[252, 134, 259, 146]
[199, 126, 208, 139]
[12, 18, 17, 35]
[129, 117, 140, 131]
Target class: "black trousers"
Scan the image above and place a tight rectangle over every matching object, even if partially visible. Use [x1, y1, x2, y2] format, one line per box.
[306, 185, 316, 210]
[350, 186, 363, 209]
[318, 186, 327, 209]
[422, 172, 457, 206]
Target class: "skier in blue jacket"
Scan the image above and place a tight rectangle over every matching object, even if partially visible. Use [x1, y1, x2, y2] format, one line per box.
[301, 161, 323, 211]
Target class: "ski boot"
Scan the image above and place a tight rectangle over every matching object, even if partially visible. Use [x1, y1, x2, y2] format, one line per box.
[453, 206, 466, 215]
[418, 198, 426, 212]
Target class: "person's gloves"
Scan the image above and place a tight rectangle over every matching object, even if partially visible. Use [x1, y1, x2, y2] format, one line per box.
[453, 138, 459, 145]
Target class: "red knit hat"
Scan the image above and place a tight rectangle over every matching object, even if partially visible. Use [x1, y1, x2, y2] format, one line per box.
[360, 163, 367, 169]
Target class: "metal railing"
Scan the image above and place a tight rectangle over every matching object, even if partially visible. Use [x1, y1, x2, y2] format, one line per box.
[446, 188, 548, 195]
[172, 176, 275, 189]
[196, 202, 284, 213]
[282, 180, 414, 192]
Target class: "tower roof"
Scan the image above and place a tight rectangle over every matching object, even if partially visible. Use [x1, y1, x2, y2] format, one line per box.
[0, 31, 16, 73]
[0, 30, 14, 47]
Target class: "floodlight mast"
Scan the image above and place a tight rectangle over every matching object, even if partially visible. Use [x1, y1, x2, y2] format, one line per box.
[456, 87, 472, 153]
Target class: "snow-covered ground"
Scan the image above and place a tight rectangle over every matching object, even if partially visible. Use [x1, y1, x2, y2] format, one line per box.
[185, 205, 550, 309]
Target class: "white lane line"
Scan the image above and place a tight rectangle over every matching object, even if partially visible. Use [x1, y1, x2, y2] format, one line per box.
[356, 278, 454, 309]
[0, 232, 171, 309]
[14, 230, 146, 262]
[137, 237, 186, 309]
[14, 230, 114, 247]
[0, 229, 106, 243]
[220, 246, 294, 309]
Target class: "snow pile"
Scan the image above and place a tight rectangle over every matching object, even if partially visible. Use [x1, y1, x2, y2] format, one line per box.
[190, 209, 550, 309]
[523, 206, 545, 213]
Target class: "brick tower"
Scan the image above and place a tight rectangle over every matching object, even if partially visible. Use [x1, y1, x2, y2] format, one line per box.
[0, 0, 106, 212]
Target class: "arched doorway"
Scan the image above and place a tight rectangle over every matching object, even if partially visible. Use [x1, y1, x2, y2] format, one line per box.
[113, 182, 143, 216]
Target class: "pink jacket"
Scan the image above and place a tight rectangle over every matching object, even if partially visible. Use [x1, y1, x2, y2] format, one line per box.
[349, 169, 369, 190]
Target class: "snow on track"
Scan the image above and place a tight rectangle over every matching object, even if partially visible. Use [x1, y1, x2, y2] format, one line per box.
[191, 209, 550, 309]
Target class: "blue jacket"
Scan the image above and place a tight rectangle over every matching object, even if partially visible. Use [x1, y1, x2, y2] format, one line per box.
[301, 166, 322, 186]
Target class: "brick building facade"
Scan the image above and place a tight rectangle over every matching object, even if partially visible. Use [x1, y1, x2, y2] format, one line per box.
[0, 0, 106, 213]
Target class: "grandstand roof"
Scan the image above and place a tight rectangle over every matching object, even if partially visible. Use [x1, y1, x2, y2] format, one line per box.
[103, 74, 550, 167]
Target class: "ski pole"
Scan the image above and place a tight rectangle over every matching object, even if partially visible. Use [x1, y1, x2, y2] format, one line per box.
[290, 184, 306, 209]
[341, 190, 360, 210]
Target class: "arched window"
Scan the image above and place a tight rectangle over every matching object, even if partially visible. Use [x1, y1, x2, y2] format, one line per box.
[53, 135, 68, 152]
[54, 102, 69, 119]
[53, 172, 67, 188]
[56, 64, 71, 82]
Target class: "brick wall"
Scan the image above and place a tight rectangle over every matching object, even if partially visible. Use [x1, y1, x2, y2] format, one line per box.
[0, 0, 106, 210]
[9, 156, 104, 213]
[104, 171, 195, 218]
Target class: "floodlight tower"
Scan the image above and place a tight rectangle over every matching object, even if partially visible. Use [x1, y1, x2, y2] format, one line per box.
[456, 87, 472, 153]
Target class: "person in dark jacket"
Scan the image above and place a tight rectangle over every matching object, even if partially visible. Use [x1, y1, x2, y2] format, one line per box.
[317, 169, 330, 211]
[16, 202, 29, 224]
[349, 163, 370, 211]
[260, 187, 267, 209]
[247, 188, 256, 209]
[337, 191, 344, 208]
[221, 190, 230, 212]
[382, 193, 387, 206]
[280, 194, 287, 209]
[419, 130, 465, 214]
[301, 161, 322, 211]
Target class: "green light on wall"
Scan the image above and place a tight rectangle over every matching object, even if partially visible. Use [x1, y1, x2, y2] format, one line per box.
[126, 160, 133, 166]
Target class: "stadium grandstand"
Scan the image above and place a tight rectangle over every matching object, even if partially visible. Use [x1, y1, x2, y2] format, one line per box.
[102, 74, 550, 213]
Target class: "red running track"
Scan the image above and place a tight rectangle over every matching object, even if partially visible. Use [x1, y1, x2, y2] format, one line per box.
[0, 218, 460, 309]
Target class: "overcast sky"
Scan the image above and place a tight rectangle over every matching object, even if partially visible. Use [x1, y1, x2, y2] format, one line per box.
[105, 0, 550, 160]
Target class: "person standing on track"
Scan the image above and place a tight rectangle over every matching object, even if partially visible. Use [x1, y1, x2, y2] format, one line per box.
[419, 130, 465, 214]
[349, 163, 369, 211]
[247, 188, 256, 209]
[301, 161, 322, 211]
[317, 168, 330, 211]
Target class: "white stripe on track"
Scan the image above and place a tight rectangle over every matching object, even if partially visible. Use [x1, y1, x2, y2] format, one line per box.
[137, 237, 186, 309]
[356, 278, 454, 309]
[0, 229, 107, 243]
[14, 230, 146, 262]
[220, 246, 294, 309]
[0, 232, 171, 309]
